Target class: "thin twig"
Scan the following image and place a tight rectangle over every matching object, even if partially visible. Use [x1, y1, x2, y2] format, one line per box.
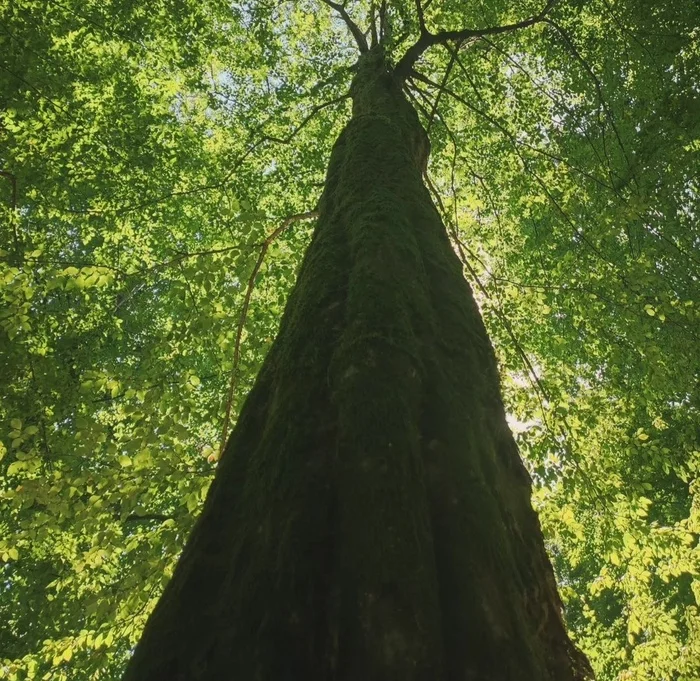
[66, 94, 348, 217]
[123, 514, 174, 524]
[260, 93, 350, 144]
[410, 68, 629, 280]
[426, 43, 460, 132]
[543, 17, 634, 185]
[218, 210, 318, 457]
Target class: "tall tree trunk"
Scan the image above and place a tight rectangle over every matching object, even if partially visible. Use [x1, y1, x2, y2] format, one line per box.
[123, 49, 591, 681]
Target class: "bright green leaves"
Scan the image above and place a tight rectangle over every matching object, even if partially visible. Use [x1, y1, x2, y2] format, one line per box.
[1, 0, 698, 680]
[58, 266, 114, 290]
[0, 545, 20, 562]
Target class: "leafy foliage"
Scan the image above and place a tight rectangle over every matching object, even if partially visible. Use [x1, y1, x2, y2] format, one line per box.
[0, 1, 698, 679]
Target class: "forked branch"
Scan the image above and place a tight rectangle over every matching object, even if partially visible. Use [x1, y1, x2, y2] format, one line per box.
[395, 0, 560, 78]
[320, 0, 369, 52]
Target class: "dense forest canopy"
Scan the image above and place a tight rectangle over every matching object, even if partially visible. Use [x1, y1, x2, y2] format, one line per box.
[0, 0, 698, 679]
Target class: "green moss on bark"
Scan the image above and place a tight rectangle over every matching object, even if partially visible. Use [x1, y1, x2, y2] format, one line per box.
[122, 48, 591, 681]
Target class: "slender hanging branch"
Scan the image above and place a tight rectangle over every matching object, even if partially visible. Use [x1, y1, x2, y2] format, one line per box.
[218, 210, 318, 458]
[320, 0, 369, 52]
[411, 68, 627, 279]
[407, 79, 553, 410]
[123, 514, 175, 524]
[411, 67, 692, 319]
[412, 46, 615, 194]
[259, 93, 350, 144]
[543, 17, 634, 184]
[425, 42, 460, 132]
[395, 0, 561, 78]
[423, 164, 605, 504]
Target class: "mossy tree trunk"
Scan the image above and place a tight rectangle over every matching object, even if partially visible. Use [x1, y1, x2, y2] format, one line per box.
[123, 49, 591, 681]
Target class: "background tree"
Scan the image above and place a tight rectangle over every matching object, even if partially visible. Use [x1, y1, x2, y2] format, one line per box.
[1, 1, 698, 680]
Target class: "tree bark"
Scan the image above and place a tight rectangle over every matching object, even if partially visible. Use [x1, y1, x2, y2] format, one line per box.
[122, 48, 591, 681]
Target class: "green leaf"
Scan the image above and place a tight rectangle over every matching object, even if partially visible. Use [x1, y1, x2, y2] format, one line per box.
[133, 450, 153, 469]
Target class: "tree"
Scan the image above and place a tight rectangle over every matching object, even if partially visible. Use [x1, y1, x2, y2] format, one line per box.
[123, 11, 592, 674]
[1, 1, 698, 680]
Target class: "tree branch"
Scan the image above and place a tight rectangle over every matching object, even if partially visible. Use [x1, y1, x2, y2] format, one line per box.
[62, 92, 348, 217]
[395, 0, 560, 78]
[123, 513, 174, 524]
[410, 68, 630, 282]
[425, 43, 460, 132]
[415, 45, 616, 195]
[542, 17, 634, 184]
[218, 210, 318, 458]
[258, 93, 350, 144]
[422, 169, 603, 506]
[414, 0, 427, 34]
[320, 0, 369, 53]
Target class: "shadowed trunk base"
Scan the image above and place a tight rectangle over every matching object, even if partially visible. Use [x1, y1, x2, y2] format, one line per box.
[122, 49, 592, 681]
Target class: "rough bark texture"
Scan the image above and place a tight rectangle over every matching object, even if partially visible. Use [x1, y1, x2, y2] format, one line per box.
[122, 49, 591, 681]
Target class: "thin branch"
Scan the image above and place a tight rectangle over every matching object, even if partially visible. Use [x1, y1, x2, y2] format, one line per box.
[22, 243, 243, 280]
[478, 35, 611, 177]
[442, 43, 614, 193]
[414, 0, 427, 34]
[320, 0, 369, 52]
[543, 17, 634, 184]
[123, 514, 174, 524]
[255, 93, 351, 145]
[218, 210, 318, 457]
[423, 168, 551, 405]
[410, 69, 633, 287]
[434, 43, 698, 281]
[424, 172, 605, 503]
[426, 43, 460, 132]
[403, 81, 433, 122]
[63, 94, 348, 218]
[395, 0, 559, 78]
[26, 354, 53, 465]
